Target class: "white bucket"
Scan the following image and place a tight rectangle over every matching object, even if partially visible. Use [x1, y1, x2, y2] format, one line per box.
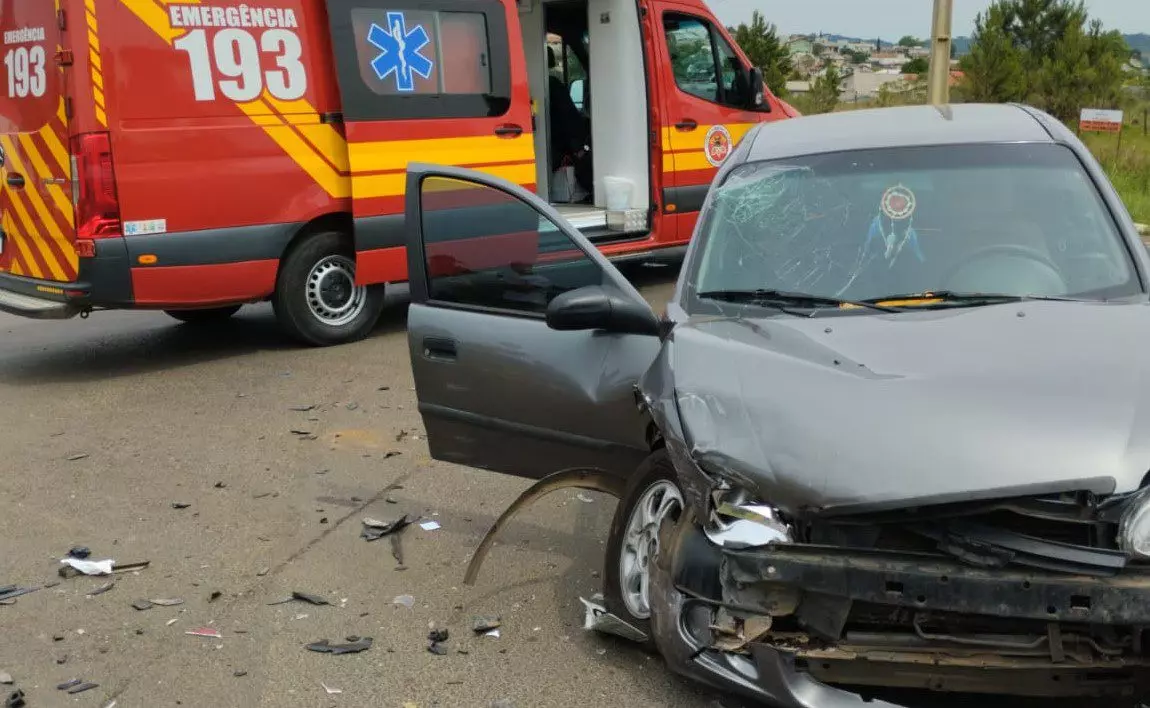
[603, 176, 633, 211]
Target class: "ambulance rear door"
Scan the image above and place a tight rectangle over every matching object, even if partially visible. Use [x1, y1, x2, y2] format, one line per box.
[0, 0, 77, 284]
[323, 0, 536, 280]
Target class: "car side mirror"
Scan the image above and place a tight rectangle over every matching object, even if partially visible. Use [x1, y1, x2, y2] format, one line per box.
[546, 285, 661, 336]
[747, 67, 767, 111]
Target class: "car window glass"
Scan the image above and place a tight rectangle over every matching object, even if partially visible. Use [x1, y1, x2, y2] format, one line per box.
[686, 143, 1138, 308]
[420, 176, 605, 314]
[664, 15, 718, 103]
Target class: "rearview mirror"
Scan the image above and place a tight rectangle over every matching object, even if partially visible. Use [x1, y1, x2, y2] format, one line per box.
[546, 285, 660, 336]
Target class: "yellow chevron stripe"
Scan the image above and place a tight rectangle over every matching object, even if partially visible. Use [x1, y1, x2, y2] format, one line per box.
[349, 135, 535, 174]
[89, 47, 102, 72]
[235, 102, 350, 198]
[353, 162, 536, 199]
[120, 0, 192, 44]
[17, 134, 73, 228]
[57, 99, 66, 126]
[39, 125, 69, 173]
[5, 185, 57, 280]
[2, 137, 72, 278]
[5, 214, 43, 279]
[260, 96, 350, 172]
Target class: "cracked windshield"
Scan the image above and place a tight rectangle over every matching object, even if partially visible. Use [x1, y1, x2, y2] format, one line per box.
[691, 143, 1138, 309]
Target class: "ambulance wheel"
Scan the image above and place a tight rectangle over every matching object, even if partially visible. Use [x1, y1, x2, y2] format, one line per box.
[602, 448, 684, 646]
[273, 231, 385, 347]
[164, 305, 242, 324]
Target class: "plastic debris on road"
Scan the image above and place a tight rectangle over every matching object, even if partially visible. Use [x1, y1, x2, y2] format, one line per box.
[305, 637, 372, 655]
[579, 595, 649, 643]
[393, 594, 415, 609]
[185, 628, 223, 638]
[322, 682, 342, 694]
[419, 521, 441, 531]
[60, 558, 114, 576]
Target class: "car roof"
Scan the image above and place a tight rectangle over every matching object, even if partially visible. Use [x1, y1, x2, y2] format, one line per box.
[743, 103, 1056, 163]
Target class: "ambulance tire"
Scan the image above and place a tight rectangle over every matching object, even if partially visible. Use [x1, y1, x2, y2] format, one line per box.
[164, 305, 242, 324]
[602, 448, 684, 650]
[273, 231, 386, 347]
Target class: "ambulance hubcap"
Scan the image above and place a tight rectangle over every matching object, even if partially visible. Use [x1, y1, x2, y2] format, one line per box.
[306, 255, 366, 327]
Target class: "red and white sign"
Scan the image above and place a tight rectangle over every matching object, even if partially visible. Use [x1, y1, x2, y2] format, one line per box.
[1079, 108, 1123, 134]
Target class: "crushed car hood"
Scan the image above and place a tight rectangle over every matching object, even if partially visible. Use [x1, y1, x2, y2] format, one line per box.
[661, 300, 1150, 513]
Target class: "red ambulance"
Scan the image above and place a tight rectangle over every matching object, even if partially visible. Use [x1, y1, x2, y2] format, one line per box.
[0, 0, 793, 345]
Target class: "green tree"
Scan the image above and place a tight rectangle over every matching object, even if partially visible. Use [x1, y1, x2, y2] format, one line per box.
[902, 57, 929, 75]
[728, 11, 793, 97]
[898, 35, 921, 48]
[843, 49, 869, 64]
[808, 65, 842, 113]
[959, 0, 1130, 120]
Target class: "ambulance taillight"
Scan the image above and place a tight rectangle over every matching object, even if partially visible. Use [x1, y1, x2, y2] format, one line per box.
[70, 132, 122, 244]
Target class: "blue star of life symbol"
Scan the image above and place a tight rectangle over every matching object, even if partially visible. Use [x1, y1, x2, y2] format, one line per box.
[367, 12, 434, 92]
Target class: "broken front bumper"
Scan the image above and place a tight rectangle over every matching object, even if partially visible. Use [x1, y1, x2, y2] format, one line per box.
[651, 515, 1150, 706]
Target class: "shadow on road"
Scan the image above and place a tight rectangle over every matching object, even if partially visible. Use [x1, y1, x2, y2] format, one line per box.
[0, 261, 682, 386]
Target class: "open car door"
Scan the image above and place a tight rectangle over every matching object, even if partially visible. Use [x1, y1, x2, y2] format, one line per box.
[403, 164, 663, 479]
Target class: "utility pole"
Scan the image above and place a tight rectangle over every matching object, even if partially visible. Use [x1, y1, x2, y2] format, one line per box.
[927, 0, 954, 104]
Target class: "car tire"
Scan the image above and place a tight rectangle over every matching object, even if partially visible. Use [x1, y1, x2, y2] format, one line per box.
[272, 231, 386, 347]
[603, 447, 684, 648]
[164, 305, 242, 324]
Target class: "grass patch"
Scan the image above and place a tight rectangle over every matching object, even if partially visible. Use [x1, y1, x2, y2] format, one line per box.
[1080, 114, 1150, 225]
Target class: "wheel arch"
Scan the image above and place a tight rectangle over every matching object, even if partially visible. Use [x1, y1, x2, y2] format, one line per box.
[276, 212, 356, 280]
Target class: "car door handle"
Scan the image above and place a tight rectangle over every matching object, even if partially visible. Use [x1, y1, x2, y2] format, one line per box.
[494, 124, 523, 137]
[423, 337, 457, 362]
[674, 120, 698, 131]
[6, 173, 24, 188]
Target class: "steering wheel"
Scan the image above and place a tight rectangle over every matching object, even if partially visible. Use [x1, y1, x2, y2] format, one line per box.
[940, 244, 1067, 295]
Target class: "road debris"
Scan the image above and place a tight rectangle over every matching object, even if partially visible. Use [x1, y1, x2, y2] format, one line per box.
[185, 627, 223, 638]
[66, 453, 89, 461]
[576, 493, 594, 503]
[292, 591, 331, 606]
[213, 481, 226, 489]
[5, 688, 25, 708]
[322, 682, 342, 695]
[87, 582, 115, 597]
[60, 558, 113, 576]
[171, 502, 191, 509]
[579, 595, 648, 643]
[68, 546, 91, 559]
[166, 619, 179, 627]
[66, 682, 98, 695]
[483, 629, 501, 639]
[132, 599, 153, 611]
[393, 594, 415, 609]
[0, 586, 39, 602]
[419, 520, 441, 532]
[290, 405, 317, 412]
[234, 670, 247, 677]
[361, 515, 410, 541]
[427, 625, 450, 655]
[150, 598, 184, 606]
[0, 672, 11, 685]
[305, 637, 372, 655]
[471, 616, 501, 633]
[209, 591, 222, 602]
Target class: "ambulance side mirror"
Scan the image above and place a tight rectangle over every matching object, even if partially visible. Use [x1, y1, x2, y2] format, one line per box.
[747, 68, 768, 111]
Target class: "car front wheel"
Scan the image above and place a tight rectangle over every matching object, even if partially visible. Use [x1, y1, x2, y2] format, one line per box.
[603, 448, 684, 645]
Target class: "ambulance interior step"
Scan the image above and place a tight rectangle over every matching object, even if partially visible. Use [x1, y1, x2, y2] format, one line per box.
[553, 204, 648, 239]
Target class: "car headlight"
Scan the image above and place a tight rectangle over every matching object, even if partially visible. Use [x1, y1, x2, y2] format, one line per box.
[1119, 487, 1150, 559]
[704, 485, 793, 549]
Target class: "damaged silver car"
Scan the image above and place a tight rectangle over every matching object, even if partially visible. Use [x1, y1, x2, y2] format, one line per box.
[401, 103, 1150, 706]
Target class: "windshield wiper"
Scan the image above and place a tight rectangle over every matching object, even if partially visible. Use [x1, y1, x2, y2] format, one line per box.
[698, 289, 900, 313]
[861, 291, 1080, 306]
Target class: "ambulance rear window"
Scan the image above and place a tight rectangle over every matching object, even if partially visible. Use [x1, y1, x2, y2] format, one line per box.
[328, 0, 513, 121]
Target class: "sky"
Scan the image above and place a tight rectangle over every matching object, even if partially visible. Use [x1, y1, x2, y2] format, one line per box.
[709, 0, 1150, 39]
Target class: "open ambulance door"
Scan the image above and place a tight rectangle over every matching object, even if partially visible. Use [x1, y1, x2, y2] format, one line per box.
[323, 0, 536, 284]
[651, 1, 774, 240]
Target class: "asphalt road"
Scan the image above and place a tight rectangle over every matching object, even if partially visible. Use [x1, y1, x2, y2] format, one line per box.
[0, 264, 724, 708]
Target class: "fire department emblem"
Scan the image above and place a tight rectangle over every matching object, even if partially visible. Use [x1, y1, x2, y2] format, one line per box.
[880, 184, 916, 221]
[703, 125, 732, 167]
